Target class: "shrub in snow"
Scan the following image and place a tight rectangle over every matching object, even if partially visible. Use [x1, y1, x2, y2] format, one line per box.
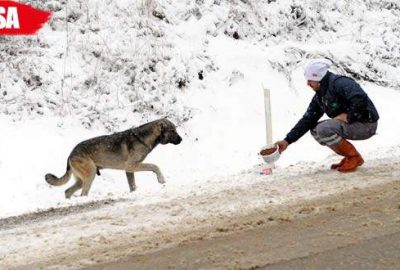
[0, 0, 210, 130]
[0, 0, 399, 129]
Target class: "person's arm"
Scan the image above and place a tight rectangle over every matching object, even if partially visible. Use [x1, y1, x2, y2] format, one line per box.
[281, 95, 324, 148]
[334, 77, 369, 124]
[275, 139, 289, 153]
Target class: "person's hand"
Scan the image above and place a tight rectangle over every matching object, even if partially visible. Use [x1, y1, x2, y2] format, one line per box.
[334, 113, 348, 123]
[275, 140, 289, 153]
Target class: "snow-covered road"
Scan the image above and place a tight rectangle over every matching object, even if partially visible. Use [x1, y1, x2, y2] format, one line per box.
[1, 155, 399, 269]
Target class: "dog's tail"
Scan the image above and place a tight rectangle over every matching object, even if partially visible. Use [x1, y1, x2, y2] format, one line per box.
[45, 163, 72, 186]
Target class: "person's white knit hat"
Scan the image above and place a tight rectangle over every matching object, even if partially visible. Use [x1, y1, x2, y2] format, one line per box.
[304, 58, 333, 81]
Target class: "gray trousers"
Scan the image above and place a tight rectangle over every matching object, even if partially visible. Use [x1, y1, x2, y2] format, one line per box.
[310, 119, 378, 146]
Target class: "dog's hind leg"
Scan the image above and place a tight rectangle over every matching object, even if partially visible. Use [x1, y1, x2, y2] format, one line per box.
[126, 163, 166, 184]
[70, 157, 97, 197]
[81, 171, 96, 196]
[65, 178, 82, 199]
[125, 172, 136, 192]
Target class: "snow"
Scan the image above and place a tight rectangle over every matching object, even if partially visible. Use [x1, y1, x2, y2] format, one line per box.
[1, 0, 400, 219]
[1, 157, 399, 269]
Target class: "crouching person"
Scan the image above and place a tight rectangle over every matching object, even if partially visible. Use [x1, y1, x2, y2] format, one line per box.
[275, 58, 379, 172]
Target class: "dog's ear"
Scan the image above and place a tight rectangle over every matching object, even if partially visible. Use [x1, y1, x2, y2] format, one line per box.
[159, 120, 165, 132]
[158, 119, 168, 138]
[159, 118, 170, 131]
[158, 121, 169, 144]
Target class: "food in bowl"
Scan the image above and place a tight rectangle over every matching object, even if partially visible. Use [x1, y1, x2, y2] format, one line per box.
[260, 145, 278, 156]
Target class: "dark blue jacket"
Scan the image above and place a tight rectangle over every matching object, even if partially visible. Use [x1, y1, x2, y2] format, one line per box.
[285, 72, 379, 144]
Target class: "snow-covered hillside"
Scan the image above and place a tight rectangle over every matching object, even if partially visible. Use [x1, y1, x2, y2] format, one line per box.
[0, 0, 400, 218]
[1, 0, 399, 128]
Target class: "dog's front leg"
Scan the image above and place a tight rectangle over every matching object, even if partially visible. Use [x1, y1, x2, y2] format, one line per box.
[126, 163, 166, 184]
[125, 172, 136, 192]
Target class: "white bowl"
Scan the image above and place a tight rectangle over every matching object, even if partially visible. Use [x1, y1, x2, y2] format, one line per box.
[260, 144, 280, 163]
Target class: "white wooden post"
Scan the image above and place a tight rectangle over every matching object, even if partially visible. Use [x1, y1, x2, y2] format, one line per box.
[261, 85, 278, 174]
[263, 86, 273, 145]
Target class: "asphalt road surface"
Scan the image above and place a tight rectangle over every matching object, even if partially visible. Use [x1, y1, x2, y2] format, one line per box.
[2, 165, 399, 270]
[87, 181, 400, 270]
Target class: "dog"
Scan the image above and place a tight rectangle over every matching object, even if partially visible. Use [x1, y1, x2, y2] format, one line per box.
[45, 118, 182, 198]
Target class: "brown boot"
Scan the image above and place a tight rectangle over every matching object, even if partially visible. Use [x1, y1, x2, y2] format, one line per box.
[330, 139, 364, 172]
[330, 157, 347, 170]
[328, 142, 347, 170]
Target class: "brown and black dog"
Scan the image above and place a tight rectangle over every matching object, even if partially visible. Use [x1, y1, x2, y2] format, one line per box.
[45, 118, 182, 198]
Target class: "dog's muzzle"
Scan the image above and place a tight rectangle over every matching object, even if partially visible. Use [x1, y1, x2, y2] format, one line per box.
[172, 135, 182, 145]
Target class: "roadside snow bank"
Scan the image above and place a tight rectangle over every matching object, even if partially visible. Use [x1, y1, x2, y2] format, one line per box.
[0, 156, 399, 269]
